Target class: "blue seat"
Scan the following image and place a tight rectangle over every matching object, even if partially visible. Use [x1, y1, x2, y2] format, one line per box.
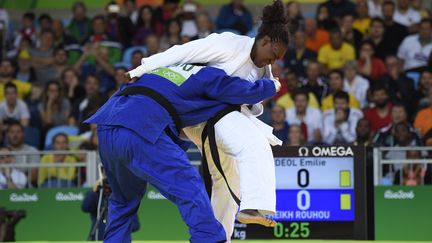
[24, 126, 40, 149]
[122, 46, 148, 67]
[44, 126, 79, 150]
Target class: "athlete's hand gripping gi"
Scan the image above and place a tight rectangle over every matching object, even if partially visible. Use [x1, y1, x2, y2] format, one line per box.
[85, 65, 277, 243]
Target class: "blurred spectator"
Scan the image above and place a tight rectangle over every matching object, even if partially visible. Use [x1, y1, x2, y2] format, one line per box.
[286, 89, 323, 143]
[411, 0, 430, 19]
[0, 147, 26, 189]
[105, 1, 134, 47]
[52, 19, 77, 48]
[0, 82, 30, 127]
[16, 49, 36, 83]
[364, 83, 393, 133]
[87, 15, 110, 43]
[133, 5, 163, 46]
[320, 0, 356, 20]
[160, 18, 182, 51]
[130, 50, 144, 69]
[316, 4, 338, 31]
[6, 122, 39, 185]
[37, 14, 53, 33]
[340, 13, 363, 51]
[286, 124, 306, 146]
[52, 46, 69, 80]
[400, 151, 424, 186]
[382, 1, 409, 54]
[397, 19, 432, 72]
[216, 0, 253, 35]
[393, 0, 421, 32]
[414, 88, 432, 139]
[153, 0, 181, 24]
[180, 2, 199, 38]
[343, 61, 369, 108]
[323, 91, 363, 144]
[29, 29, 56, 84]
[146, 34, 161, 56]
[124, 0, 139, 25]
[368, 0, 383, 18]
[286, 1, 304, 33]
[357, 40, 387, 81]
[374, 103, 422, 146]
[70, 74, 107, 133]
[194, 12, 213, 40]
[75, 44, 115, 93]
[353, 118, 372, 146]
[38, 80, 71, 130]
[353, 0, 371, 35]
[271, 105, 289, 144]
[13, 12, 36, 49]
[284, 30, 317, 79]
[366, 18, 389, 61]
[413, 70, 432, 111]
[304, 17, 330, 53]
[321, 69, 360, 111]
[60, 68, 85, 105]
[301, 60, 328, 104]
[0, 59, 31, 101]
[380, 55, 415, 116]
[67, 1, 92, 44]
[38, 133, 77, 187]
[318, 28, 356, 72]
[276, 71, 319, 110]
[111, 67, 127, 96]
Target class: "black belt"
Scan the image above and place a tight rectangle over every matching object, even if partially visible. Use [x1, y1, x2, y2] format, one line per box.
[116, 86, 182, 134]
[201, 105, 241, 206]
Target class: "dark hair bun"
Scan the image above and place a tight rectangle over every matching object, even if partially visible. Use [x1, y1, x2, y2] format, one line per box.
[261, 0, 288, 25]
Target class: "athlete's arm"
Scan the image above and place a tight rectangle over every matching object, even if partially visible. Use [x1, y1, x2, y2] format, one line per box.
[128, 33, 234, 79]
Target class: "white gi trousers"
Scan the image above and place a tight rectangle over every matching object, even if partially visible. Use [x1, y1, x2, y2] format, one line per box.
[183, 110, 276, 241]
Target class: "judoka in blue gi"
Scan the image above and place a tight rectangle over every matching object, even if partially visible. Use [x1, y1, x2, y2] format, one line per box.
[84, 64, 278, 243]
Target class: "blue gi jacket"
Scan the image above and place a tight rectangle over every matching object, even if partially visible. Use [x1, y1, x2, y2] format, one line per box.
[85, 65, 276, 144]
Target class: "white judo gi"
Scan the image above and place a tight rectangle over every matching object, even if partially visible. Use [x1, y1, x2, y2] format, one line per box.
[129, 32, 280, 241]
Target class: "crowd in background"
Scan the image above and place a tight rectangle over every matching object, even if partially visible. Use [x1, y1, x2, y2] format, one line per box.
[0, 0, 431, 188]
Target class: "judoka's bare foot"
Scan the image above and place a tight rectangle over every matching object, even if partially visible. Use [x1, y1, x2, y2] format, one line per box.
[236, 209, 276, 227]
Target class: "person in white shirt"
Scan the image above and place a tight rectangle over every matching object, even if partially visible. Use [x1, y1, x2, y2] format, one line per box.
[0, 82, 30, 127]
[323, 91, 364, 144]
[343, 60, 370, 108]
[393, 0, 421, 31]
[368, 0, 383, 18]
[286, 89, 322, 143]
[0, 147, 27, 189]
[397, 19, 432, 71]
[125, 0, 288, 238]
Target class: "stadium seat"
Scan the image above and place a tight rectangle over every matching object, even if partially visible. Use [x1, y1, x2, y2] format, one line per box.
[122, 46, 148, 67]
[24, 126, 40, 149]
[44, 125, 79, 150]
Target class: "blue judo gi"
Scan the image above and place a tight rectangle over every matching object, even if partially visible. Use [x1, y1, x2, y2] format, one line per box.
[84, 64, 276, 243]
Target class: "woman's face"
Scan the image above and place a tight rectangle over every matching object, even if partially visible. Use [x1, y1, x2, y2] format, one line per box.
[48, 83, 60, 99]
[168, 21, 180, 35]
[288, 126, 302, 145]
[53, 135, 68, 150]
[318, 6, 329, 20]
[141, 8, 152, 22]
[254, 38, 287, 68]
[420, 71, 432, 90]
[360, 43, 374, 58]
[63, 70, 76, 85]
[344, 66, 357, 80]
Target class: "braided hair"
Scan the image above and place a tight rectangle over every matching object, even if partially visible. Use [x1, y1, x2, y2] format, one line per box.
[256, 0, 290, 45]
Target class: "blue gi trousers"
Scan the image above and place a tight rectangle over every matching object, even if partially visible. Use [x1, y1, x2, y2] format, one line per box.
[97, 125, 226, 243]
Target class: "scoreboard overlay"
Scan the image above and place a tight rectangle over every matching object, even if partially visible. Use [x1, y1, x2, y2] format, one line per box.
[233, 146, 374, 240]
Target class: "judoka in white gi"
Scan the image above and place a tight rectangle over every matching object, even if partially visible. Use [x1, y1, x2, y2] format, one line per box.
[126, 0, 290, 240]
